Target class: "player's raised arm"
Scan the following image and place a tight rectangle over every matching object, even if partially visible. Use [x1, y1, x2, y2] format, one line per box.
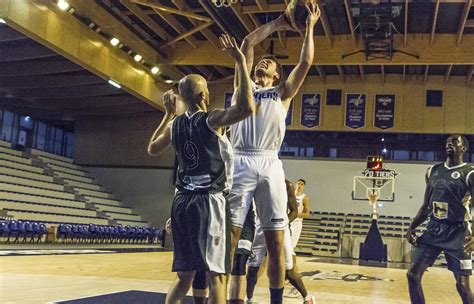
[405, 168, 433, 244]
[280, 3, 320, 105]
[147, 90, 176, 156]
[208, 34, 255, 129]
[240, 14, 292, 78]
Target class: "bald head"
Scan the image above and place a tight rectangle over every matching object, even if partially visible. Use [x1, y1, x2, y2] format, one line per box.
[178, 74, 209, 107]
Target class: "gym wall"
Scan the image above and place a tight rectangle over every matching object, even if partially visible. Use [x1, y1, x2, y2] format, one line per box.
[282, 158, 431, 217]
[210, 74, 474, 134]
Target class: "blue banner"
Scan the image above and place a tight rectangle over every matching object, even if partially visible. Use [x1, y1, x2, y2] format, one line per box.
[374, 94, 395, 130]
[300, 93, 321, 128]
[286, 101, 293, 126]
[345, 94, 366, 129]
[224, 92, 233, 108]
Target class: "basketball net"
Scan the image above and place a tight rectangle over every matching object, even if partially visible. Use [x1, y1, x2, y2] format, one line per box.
[368, 190, 379, 220]
[211, 0, 241, 7]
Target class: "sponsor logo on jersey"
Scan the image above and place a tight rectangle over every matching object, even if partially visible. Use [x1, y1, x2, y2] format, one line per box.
[271, 218, 284, 223]
[433, 201, 449, 219]
[451, 171, 461, 179]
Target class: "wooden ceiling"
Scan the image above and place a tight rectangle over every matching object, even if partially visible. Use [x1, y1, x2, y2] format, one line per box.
[0, 25, 157, 121]
[0, 0, 473, 122]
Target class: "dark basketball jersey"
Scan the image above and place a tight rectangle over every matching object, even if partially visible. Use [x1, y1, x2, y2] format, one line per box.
[171, 111, 233, 193]
[427, 162, 474, 223]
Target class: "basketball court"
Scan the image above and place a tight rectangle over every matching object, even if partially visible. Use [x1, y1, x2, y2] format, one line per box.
[0, 0, 473, 303]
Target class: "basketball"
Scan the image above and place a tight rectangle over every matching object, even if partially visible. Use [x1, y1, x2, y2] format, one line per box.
[285, 0, 317, 30]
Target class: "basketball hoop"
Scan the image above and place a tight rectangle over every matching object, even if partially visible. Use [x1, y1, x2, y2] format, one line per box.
[211, 0, 241, 7]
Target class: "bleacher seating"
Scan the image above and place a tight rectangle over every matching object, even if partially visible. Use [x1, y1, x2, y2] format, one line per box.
[295, 211, 427, 258]
[0, 140, 156, 245]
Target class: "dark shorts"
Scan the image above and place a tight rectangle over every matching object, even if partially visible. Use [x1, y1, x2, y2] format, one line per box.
[171, 192, 231, 274]
[236, 207, 255, 256]
[412, 220, 472, 276]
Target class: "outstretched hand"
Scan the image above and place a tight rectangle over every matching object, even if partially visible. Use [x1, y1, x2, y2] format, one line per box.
[306, 2, 321, 29]
[405, 228, 418, 245]
[162, 89, 177, 116]
[220, 34, 245, 63]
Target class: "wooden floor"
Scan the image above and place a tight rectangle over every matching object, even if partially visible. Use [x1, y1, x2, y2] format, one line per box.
[0, 251, 469, 303]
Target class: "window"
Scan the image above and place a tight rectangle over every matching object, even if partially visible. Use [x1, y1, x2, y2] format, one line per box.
[34, 122, 46, 150]
[393, 150, 410, 160]
[326, 89, 342, 105]
[1, 111, 14, 142]
[426, 90, 443, 107]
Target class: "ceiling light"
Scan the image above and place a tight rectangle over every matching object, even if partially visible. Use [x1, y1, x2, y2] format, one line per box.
[134, 54, 142, 62]
[57, 0, 70, 11]
[0, 18, 6, 24]
[151, 67, 160, 74]
[24, 116, 30, 121]
[108, 79, 121, 89]
[110, 37, 120, 46]
[164, 80, 174, 84]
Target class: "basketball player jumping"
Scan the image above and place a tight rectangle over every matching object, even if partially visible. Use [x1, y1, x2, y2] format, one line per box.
[228, 4, 320, 303]
[245, 180, 315, 303]
[147, 34, 254, 304]
[406, 135, 474, 304]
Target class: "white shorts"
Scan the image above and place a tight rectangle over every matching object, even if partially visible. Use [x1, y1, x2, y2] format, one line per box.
[248, 217, 293, 270]
[290, 220, 303, 250]
[228, 151, 288, 231]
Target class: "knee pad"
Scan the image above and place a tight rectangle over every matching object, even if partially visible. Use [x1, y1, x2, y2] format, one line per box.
[231, 253, 250, 276]
[192, 271, 208, 290]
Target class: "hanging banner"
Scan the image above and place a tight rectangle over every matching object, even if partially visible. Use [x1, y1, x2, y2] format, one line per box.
[345, 93, 366, 129]
[286, 101, 293, 126]
[374, 94, 395, 130]
[300, 93, 321, 128]
[224, 92, 233, 108]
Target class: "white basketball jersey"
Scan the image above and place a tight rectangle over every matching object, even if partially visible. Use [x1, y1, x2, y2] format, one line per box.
[294, 193, 305, 222]
[230, 83, 287, 151]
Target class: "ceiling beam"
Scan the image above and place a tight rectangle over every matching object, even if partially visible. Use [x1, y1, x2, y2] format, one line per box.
[467, 65, 473, 84]
[195, 66, 211, 80]
[229, 2, 255, 33]
[131, 0, 211, 23]
[456, 0, 473, 46]
[11, 84, 125, 99]
[337, 65, 345, 82]
[254, 0, 268, 11]
[0, 58, 83, 77]
[0, 44, 56, 62]
[168, 34, 474, 66]
[149, 9, 198, 48]
[242, 3, 285, 14]
[172, 0, 220, 49]
[198, 0, 229, 35]
[159, 21, 213, 49]
[430, 0, 441, 46]
[0, 74, 104, 89]
[444, 65, 453, 84]
[120, 0, 175, 46]
[319, 5, 334, 47]
[42, 94, 140, 108]
[404, 0, 408, 46]
[358, 65, 364, 81]
[0, 27, 28, 42]
[424, 65, 429, 83]
[343, 0, 357, 46]
[315, 65, 326, 83]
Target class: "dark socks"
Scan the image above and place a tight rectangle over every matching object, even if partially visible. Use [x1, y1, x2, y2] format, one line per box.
[270, 287, 284, 304]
